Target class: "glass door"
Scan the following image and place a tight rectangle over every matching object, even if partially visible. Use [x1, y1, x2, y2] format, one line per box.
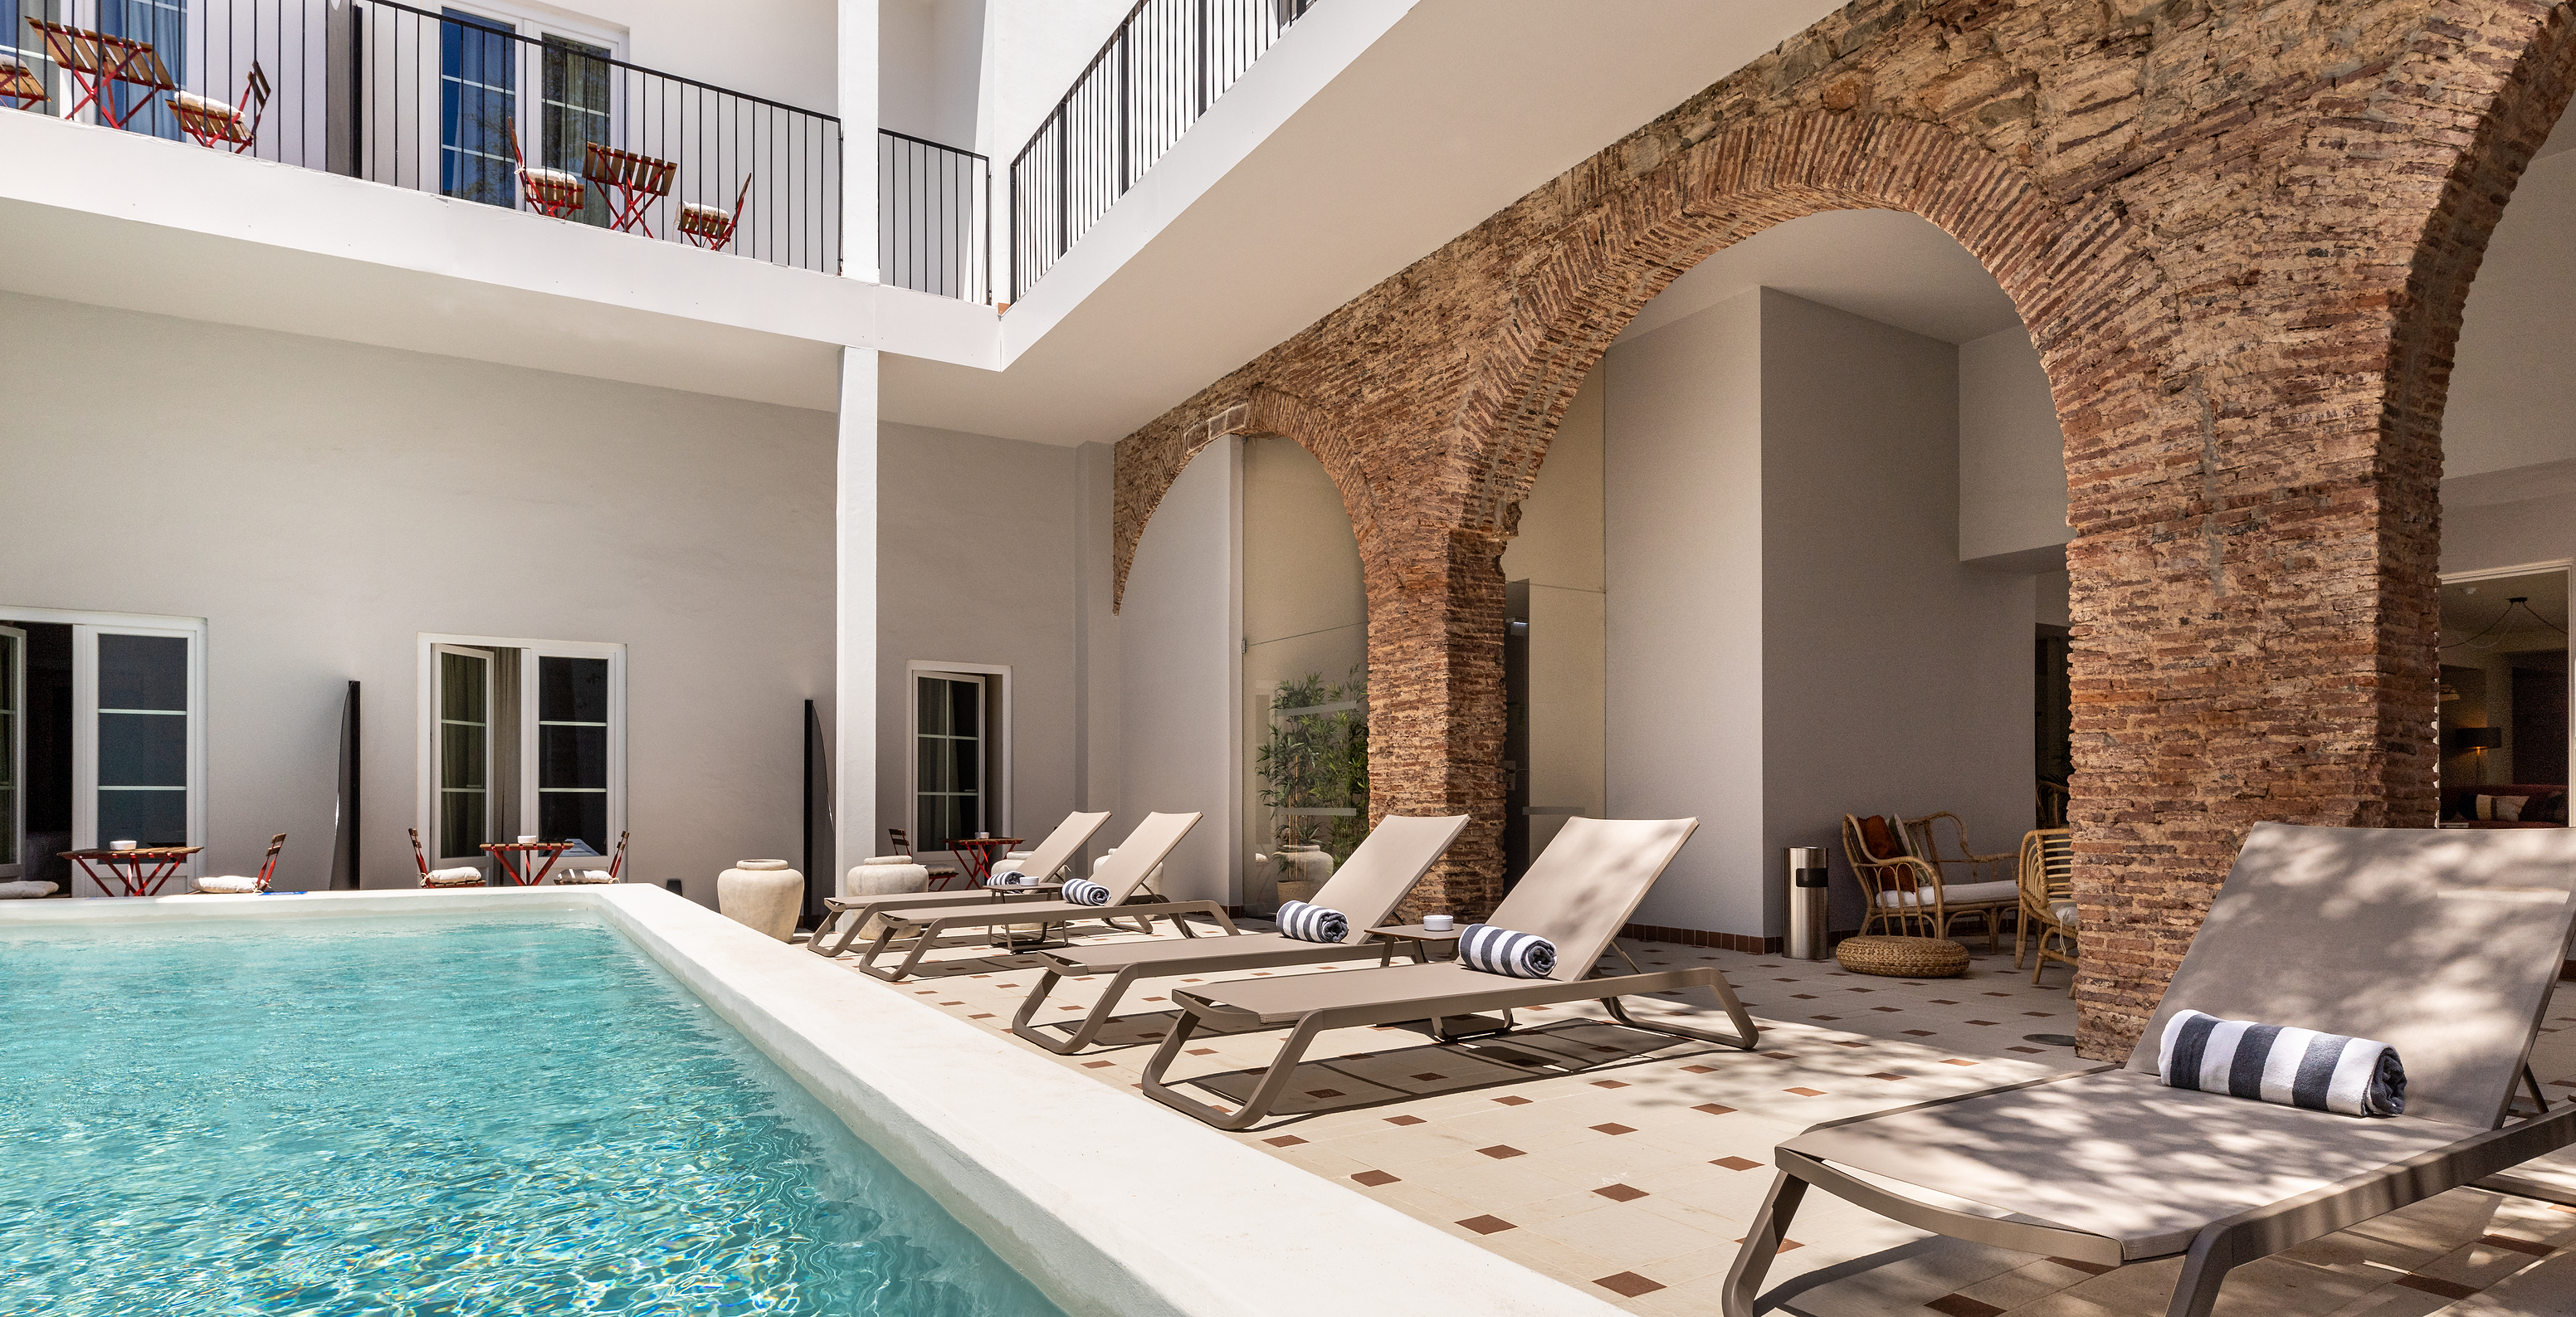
[540, 34, 611, 227]
[98, 0, 183, 139]
[439, 8, 518, 206]
[71, 624, 202, 894]
[0, 626, 21, 880]
[432, 645, 492, 867]
[531, 653, 609, 851]
[915, 673, 983, 847]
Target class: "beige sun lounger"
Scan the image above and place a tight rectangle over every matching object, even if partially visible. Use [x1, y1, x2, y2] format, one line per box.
[854, 812, 1218, 982]
[807, 810, 1110, 958]
[1721, 823, 2576, 1317]
[1008, 813, 1470, 1055]
[1139, 816, 1759, 1129]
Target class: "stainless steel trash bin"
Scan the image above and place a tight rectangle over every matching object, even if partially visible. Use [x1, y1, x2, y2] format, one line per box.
[1786, 846, 1830, 961]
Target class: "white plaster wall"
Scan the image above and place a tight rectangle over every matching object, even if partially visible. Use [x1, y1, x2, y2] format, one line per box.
[1958, 325, 2070, 563]
[596, 0, 838, 113]
[1603, 290, 1766, 934]
[1759, 290, 2032, 935]
[1501, 370, 1608, 858]
[0, 290, 833, 902]
[881, 0, 987, 146]
[1114, 441, 1241, 904]
[1239, 436, 1367, 906]
[2449, 144, 2576, 481]
[980, 0, 1137, 159]
[873, 422, 1080, 864]
[1075, 441, 1123, 857]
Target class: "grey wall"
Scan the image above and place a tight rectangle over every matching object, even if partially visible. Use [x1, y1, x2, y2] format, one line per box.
[1500, 371, 1608, 859]
[1958, 325, 2070, 565]
[1110, 439, 1240, 904]
[0, 290, 833, 902]
[1603, 289, 2032, 939]
[874, 422, 1080, 868]
[1759, 290, 2032, 934]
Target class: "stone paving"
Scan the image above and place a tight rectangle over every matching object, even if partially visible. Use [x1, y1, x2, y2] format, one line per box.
[803, 917, 2576, 1317]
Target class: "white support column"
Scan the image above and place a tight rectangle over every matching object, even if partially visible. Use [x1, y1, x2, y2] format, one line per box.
[839, 0, 881, 284]
[835, 346, 879, 894]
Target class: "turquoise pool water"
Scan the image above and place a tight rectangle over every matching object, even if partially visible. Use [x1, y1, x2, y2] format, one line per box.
[0, 913, 1067, 1317]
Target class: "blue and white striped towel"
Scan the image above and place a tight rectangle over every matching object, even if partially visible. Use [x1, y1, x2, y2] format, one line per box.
[1061, 877, 1112, 907]
[1458, 924, 1556, 978]
[983, 870, 1032, 887]
[2158, 1008, 2407, 1117]
[1275, 900, 1348, 944]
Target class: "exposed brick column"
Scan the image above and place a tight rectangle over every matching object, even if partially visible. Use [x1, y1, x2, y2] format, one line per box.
[1364, 525, 1510, 922]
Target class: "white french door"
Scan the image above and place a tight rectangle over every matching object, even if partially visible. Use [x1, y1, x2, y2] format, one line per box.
[72, 622, 206, 894]
[432, 644, 495, 868]
[0, 626, 22, 880]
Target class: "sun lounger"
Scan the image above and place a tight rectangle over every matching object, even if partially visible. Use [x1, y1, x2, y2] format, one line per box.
[851, 812, 1217, 982]
[1139, 816, 1759, 1130]
[1720, 822, 2576, 1317]
[807, 810, 1110, 958]
[1007, 813, 1469, 1055]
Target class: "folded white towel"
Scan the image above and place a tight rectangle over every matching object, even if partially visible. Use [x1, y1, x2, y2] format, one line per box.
[0, 880, 57, 899]
[424, 866, 484, 886]
[195, 875, 261, 894]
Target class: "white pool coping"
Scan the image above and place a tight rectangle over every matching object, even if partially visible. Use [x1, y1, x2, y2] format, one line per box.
[2, 886, 1631, 1317]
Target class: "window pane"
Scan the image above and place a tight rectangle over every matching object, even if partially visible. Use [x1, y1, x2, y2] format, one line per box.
[439, 789, 485, 861]
[99, 634, 187, 711]
[953, 739, 979, 795]
[917, 737, 943, 795]
[442, 652, 486, 721]
[539, 656, 608, 724]
[99, 711, 186, 786]
[949, 680, 980, 739]
[441, 723, 486, 790]
[918, 677, 946, 736]
[539, 725, 607, 788]
[440, 11, 517, 207]
[100, 788, 187, 848]
[539, 791, 607, 853]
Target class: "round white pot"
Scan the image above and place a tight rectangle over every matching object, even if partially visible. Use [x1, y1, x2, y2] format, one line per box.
[718, 859, 803, 942]
[846, 855, 931, 941]
[1280, 845, 1334, 900]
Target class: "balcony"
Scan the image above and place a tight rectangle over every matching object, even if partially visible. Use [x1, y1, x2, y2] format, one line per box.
[1009, 0, 1316, 303]
[2, 0, 995, 302]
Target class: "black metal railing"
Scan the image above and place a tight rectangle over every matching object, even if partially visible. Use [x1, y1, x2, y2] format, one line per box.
[1011, 0, 1316, 303]
[880, 129, 988, 302]
[9, 0, 842, 275]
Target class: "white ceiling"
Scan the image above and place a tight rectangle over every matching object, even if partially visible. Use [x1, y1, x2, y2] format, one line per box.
[2442, 571, 2569, 649]
[880, 0, 1848, 445]
[1617, 208, 2027, 348]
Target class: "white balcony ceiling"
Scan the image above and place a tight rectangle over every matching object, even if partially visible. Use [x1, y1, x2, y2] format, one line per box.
[882, 0, 1849, 446]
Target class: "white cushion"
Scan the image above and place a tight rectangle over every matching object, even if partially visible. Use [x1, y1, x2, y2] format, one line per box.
[172, 90, 237, 117]
[522, 166, 580, 188]
[2050, 900, 2079, 929]
[0, 880, 57, 899]
[555, 869, 616, 884]
[423, 866, 485, 887]
[1874, 879, 2021, 909]
[195, 874, 260, 894]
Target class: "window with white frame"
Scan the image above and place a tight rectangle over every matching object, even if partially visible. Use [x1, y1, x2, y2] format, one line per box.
[422, 637, 623, 870]
[910, 666, 1009, 849]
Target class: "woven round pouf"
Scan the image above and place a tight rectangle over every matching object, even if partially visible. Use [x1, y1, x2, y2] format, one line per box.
[1834, 934, 1969, 978]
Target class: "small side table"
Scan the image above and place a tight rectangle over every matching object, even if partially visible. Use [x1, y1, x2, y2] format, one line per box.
[1366, 924, 1463, 967]
[943, 838, 1024, 891]
[481, 841, 571, 886]
[61, 846, 203, 897]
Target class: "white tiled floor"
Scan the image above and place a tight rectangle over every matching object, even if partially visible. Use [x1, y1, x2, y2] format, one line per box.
[805, 918, 2576, 1316]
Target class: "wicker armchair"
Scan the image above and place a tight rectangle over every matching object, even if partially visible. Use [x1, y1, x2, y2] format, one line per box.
[1898, 812, 2020, 949]
[1842, 813, 1946, 939]
[2015, 827, 2076, 993]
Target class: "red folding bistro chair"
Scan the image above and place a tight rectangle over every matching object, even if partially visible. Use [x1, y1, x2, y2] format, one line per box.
[678, 172, 752, 251]
[172, 61, 268, 152]
[583, 141, 676, 237]
[507, 121, 585, 218]
[30, 17, 174, 129]
[194, 834, 285, 894]
[0, 53, 46, 111]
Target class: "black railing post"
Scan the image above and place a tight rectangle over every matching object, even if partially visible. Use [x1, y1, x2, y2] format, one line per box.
[1115, 27, 1129, 197]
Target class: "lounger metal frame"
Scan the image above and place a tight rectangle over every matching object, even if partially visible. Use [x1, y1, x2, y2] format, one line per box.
[1722, 1071, 2576, 1317]
[1139, 964, 1761, 1130]
[853, 898, 1242, 983]
[1012, 935, 1446, 1056]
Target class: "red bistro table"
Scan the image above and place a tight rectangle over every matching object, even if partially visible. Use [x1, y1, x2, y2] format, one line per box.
[481, 841, 571, 886]
[941, 838, 1023, 892]
[61, 846, 203, 897]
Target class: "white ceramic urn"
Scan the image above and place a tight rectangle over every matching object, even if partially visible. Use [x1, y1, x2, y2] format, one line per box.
[1276, 844, 1334, 905]
[844, 855, 929, 942]
[718, 859, 803, 942]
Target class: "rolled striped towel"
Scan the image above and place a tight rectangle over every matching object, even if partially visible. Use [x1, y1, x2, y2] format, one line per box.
[1275, 900, 1349, 944]
[983, 870, 1030, 888]
[2158, 1008, 2407, 1117]
[1458, 924, 1556, 978]
[1061, 877, 1112, 907]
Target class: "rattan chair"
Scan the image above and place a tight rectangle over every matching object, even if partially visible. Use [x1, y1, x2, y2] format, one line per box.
[1901, 811, 2020, 949]
[2014, 827, 2076, 993]
[1842, 812, 1942, 939]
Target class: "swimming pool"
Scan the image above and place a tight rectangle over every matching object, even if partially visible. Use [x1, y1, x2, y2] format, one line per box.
[0, 912, 1065, 1317]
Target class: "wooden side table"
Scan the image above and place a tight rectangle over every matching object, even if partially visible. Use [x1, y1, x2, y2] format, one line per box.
[61, 846, 202, 897]
[943, 838, 1023, 891]
[481, 841, 571, 886]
